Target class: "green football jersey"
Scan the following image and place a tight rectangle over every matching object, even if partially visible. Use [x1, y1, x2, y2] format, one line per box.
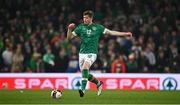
[73, 23, 105, 54]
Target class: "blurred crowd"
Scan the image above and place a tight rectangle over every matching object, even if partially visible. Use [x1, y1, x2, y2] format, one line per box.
[0, 0, 179, 73]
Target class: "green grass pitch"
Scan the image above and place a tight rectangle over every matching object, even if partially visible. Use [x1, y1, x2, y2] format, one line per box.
[0, 89, 180, 104]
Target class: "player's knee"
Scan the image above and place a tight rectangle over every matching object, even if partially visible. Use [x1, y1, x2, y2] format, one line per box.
[82, 62, 90, 69]
[82, 65, 89, 69]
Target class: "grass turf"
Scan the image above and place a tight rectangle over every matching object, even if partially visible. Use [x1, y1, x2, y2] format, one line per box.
[0, 89, 180, 104]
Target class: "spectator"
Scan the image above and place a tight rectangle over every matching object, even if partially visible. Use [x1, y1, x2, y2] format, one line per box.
[29, 53, 43, 73]
[126, 53, 138, 73]
[2, 44, 13, 72]
[54, 48, 69, 72]
[138, 51, 149, 73]
[23, 41, 32, 71]
[156, 50, 169, 73]
[106, 50, 116, 73]
[111, 54, 126, 73]
[151, 25, 161, 51]
[43, 47, 55, 72]
[169, 44, 180, 73]
[66, 45, 79, 73]
[144, 44, 156, 72]
[11, 44, 24, 72]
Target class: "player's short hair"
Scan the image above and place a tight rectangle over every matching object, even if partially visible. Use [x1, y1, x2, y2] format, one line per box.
[83, 10, 94, 18]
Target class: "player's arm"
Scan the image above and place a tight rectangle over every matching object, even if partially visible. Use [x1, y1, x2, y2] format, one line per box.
[67, 23, 76, 41]
[104, 28, 132, 37]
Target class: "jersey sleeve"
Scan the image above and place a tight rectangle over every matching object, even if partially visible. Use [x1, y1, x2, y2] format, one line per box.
[99, 24, 106, 36]
[72, 25, 81, 37]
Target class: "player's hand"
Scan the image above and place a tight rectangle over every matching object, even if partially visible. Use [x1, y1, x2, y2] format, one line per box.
[126, 32, 132, 37]
[68, 23, 75, 30]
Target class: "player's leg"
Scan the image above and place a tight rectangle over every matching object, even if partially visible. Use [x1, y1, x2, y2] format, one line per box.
[86, 55, 98, 87]
[78, 61, 91, 97]
[85, 54, 103, 96]
[81, 61, 90, 91]
[88, 74, 103, 96]
[78, 54, 91, 97]
[88, 74, 99, 85]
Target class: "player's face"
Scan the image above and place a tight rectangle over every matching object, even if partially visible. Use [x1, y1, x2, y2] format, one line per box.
[83, 15, 92, 25]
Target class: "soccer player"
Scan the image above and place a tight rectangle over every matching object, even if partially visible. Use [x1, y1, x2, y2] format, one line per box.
[67, 10, 132, 97]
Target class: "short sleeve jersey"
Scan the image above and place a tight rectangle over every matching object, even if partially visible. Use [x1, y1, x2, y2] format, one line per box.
[73, 23, 105, 54]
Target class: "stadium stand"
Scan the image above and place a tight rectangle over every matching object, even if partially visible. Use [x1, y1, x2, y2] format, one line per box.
[0, 0, 179, 73]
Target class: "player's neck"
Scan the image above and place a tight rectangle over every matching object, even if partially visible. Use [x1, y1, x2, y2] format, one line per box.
[87, 22, 93, 26]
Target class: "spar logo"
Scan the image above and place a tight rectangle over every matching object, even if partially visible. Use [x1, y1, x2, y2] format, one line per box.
[0, 77, 68, 89]
[163, 77, 177, 90]
[90, 78, 160, 90]
[71, 76, 81, 89]
[14, 78, 68, 89]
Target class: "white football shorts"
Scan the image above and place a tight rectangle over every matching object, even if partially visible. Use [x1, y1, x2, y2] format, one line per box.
[79, 53, 97, 70]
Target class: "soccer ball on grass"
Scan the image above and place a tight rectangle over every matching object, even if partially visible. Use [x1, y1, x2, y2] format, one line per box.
[51, 89, 62, 99]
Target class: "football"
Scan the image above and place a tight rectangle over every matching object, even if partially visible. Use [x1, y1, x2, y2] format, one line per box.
[50, 89, 62, 99]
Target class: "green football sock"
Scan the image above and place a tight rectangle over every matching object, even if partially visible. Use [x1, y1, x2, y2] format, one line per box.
[88, 74, 99, 85]
[82, 69, 88, 90]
